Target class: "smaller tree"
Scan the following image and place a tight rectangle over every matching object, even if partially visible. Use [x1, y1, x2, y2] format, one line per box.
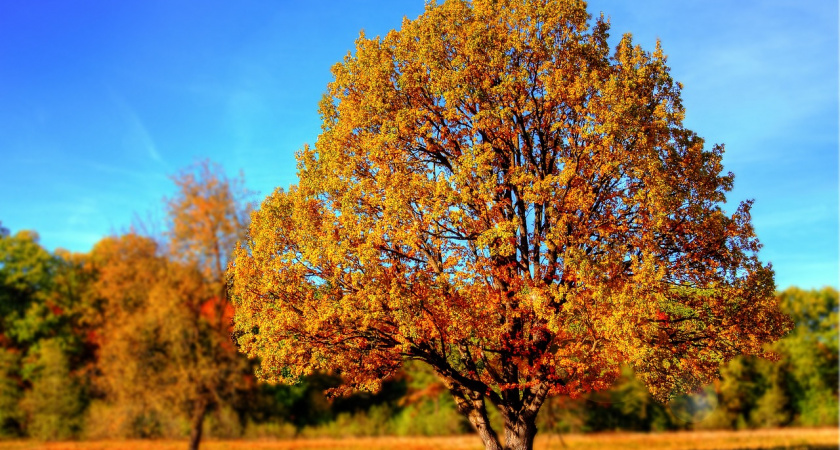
[775, 287, 838, 426]
[92, 161, 252, 450]
[0, 348, 23, 437]
[0, 230, 56, 348]
[90, 234, 179, 438]
[0, 230, 55, 436]
[20, 339, 85, 440]
[749, 361, 791, 428]
[164, 160, 252, 450]
[0, 230, 93, 439]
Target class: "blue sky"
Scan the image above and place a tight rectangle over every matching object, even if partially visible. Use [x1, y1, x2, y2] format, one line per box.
[0, 1, 836, 290]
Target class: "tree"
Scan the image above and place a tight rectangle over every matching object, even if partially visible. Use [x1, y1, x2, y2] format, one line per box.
[228, 1, 792, 449]
[166, 160, 251, 300]
[0, 231, 68, 438]
[774, 287, 838, 425]
[20, 338, 85, 440]
[0, 231, 96, 439]
[0, 348, 23, 437]
[90, 234, 188, 438]
[165, 160, 253, 450]
[0, 230, 56, 348]
[92, 161, 252, 449]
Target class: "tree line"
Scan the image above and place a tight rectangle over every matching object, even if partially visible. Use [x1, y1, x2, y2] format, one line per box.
[0, 161, 835, 446]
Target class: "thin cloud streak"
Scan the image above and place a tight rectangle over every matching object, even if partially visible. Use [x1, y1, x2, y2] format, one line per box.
[107, 87, 166, 166]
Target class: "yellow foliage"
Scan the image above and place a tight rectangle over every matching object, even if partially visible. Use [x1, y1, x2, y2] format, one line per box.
[228, 1, 791, 448]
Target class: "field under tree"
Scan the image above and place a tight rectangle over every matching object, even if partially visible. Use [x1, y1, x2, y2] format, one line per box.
[1, 428, 837, 450]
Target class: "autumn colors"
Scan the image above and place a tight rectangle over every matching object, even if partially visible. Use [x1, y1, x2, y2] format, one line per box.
[230, 0, 793, 448]
[1, 1, 836, 450]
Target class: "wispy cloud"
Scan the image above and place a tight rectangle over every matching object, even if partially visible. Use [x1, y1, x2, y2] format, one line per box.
[107, 87, 166, 165]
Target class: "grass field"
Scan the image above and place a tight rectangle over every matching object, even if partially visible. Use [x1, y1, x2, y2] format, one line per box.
[1, 428, 837, 450]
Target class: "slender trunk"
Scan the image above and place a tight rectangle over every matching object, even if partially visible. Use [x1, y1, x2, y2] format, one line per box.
[187, 400, 208, 450]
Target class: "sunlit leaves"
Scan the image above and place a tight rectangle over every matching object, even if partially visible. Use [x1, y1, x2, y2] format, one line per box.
[230, 0, 791, 445]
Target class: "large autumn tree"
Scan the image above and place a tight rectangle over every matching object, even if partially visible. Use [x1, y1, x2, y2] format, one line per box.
[228, 1, 791, 449]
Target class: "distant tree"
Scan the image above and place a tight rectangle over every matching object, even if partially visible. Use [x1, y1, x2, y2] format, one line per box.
[0, 231, 63, 438]
[0, 231, 97, 439]
[164, 160, 253, 450]
[392, 361, 470, 436]
[229, 1, 792, 449]
[0, 230, 56, 348]
[775, 287, 838, 426]
[701, 356, 760, 430]
[749, 359, 791, 428]
[0, 348, 23, 437]
[90, 234, 183, 438]
[43, 248, 101, 390]
[167, 161, 252, 295]
[20, 338, 85, 440]
[93, 161, 252, 450]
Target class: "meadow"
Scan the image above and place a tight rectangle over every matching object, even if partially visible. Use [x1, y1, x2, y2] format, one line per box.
[1, 428, 837, 450]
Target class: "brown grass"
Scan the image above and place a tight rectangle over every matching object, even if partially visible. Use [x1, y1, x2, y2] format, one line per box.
[1, 428, 837, 450]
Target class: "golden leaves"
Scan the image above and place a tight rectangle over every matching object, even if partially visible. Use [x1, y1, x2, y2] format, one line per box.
[229, 0, 791, 408]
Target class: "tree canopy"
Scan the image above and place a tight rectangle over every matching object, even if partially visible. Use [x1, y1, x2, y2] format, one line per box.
[229, 1, 792, 449]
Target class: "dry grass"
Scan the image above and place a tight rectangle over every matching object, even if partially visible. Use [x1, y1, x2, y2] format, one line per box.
[537, 428, 839, 449]
[1, 428, 836, 450]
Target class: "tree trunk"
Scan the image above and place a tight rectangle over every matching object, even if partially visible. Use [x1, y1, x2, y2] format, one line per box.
[449, 388, 503, 450]
[440, 372, 547, 450]
[187, 400, 208, 450]
[503, 416, 538, 450]
[464, 406, 540, 450]
[471, 410, 503, 450]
